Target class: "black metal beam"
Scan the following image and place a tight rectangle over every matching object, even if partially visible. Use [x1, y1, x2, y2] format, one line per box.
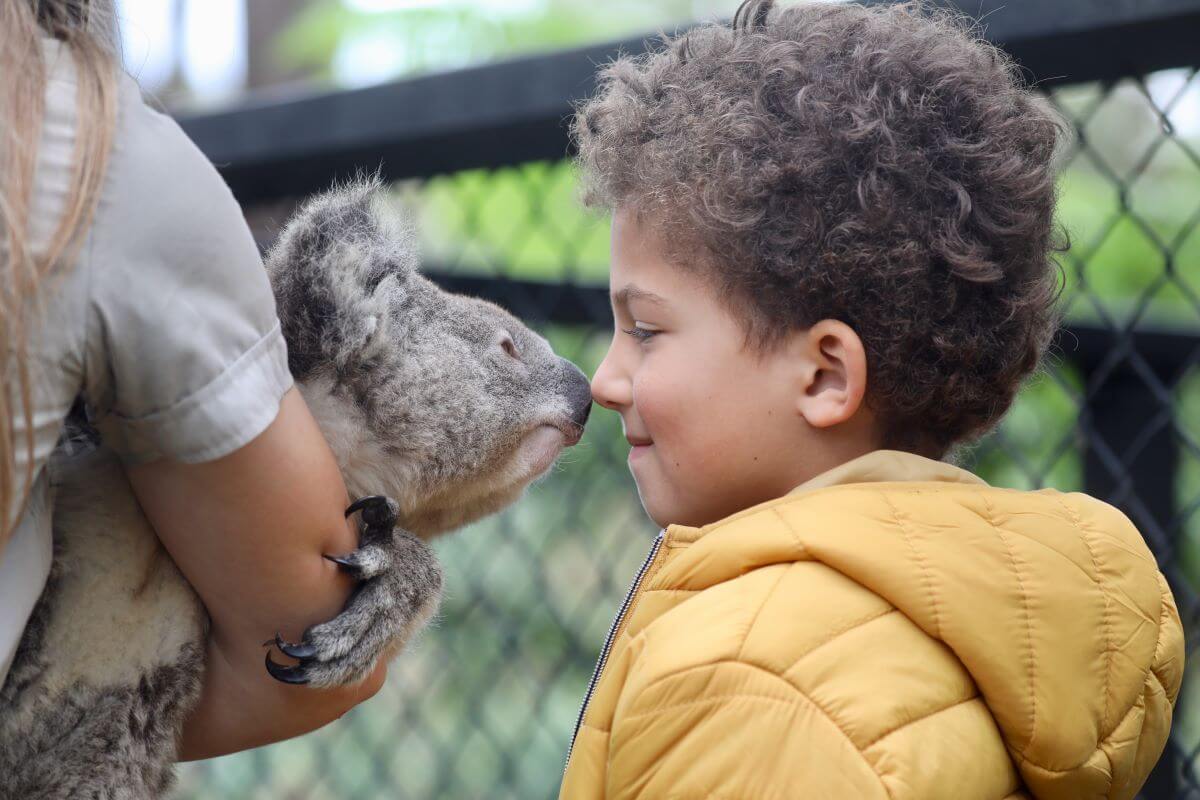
[974, 0, 1200, 89]
[1059, 323, 1200, 376]
[180, 37, 612, 204]
[179, 0, 1200, 205]
[921, 0, 1200, 86]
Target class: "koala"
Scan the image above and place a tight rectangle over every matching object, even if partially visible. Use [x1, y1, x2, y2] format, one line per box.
[0, 179, 592, 800]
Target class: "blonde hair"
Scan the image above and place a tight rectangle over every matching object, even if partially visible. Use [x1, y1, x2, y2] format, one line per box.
[0, 0, 119, 549]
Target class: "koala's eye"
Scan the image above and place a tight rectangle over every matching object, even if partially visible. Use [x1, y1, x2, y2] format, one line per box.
[500, 333, 520, 360]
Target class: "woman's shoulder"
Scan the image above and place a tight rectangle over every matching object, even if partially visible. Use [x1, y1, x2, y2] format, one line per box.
[40, 40, 194, 190]
[74, 63, 288, 462]
[79, 65, 268, 311]
[34, 40, 267, 275]
[101, 80, 244, 241]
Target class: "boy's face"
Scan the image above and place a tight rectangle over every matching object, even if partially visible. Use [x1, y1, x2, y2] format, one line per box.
[592, 209, 874, 529]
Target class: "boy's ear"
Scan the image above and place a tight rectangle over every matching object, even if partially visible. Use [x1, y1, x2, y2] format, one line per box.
[794, 320, 868, 429]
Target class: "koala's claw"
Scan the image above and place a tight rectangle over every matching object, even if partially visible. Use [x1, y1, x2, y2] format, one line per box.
[264, 495, 443, 688]
[344, 494, 398, 528]
[323, 553, 358, 572]
[273, 632, 319, 660]
[323, 543, 393, 580]
[264, 652, 310, 685]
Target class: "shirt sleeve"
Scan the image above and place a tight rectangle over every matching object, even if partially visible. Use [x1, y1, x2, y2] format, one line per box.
[83, 78, 293, 464]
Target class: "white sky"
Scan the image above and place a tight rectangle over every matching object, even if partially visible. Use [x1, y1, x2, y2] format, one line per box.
[117, 0, 247, 107]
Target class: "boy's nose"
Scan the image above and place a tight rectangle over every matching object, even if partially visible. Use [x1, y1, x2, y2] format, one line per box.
[591, 349, 631, 411]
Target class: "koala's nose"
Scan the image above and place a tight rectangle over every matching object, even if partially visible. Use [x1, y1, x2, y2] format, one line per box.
[560, 357, 593, 430]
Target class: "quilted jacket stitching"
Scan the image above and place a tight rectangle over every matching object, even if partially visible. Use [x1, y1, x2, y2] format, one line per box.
[860, 694, 980, 751]
[983, 492, 1039, 759]
[976, 503, 1141, 778]
[994, 525, 1124, 584]
[704, 485, 1153, 568]
[999, 676, 1157, 779]
[771, 505, 809, 556]
[1058, 494, 1115, 742]
[1152, 573, 1178, 703]
[1144, 669, 1167, 706]
[621, 686, 837, 722]
[737, 567, 788, 662]
[617, 661, 893, 799]
[881, 492, 942, 640]
[625, 660, 842, 731]
[782, 607, 899, 680]
[1092, 687, 1153, 776]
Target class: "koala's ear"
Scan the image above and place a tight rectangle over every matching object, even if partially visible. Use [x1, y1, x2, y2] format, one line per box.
[267, 176, 418, 378]
[267, 176, 418, 290]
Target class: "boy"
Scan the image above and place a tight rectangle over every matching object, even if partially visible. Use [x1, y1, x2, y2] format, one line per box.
[561, 2, 1184, 799]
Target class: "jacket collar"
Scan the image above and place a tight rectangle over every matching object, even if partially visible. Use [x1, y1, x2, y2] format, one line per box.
[665, 450, 986, 546]
[788, 449, 987, 496]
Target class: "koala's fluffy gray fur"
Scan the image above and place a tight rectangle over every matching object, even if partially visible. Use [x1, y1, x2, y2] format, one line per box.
[0, 179, 592, 800]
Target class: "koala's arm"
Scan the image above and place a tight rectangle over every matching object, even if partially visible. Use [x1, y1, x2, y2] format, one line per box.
[125, 388, 387, 761]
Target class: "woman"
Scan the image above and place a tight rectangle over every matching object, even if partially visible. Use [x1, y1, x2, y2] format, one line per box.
[0, 0, 385, 759]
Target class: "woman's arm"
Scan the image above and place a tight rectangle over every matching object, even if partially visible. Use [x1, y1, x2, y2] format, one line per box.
[126, 388, 386, 761]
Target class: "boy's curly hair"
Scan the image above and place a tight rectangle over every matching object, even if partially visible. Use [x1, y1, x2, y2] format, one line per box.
[572, 0, 1068, 457]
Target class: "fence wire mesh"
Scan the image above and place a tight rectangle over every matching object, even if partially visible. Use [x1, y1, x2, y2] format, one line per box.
[175, 64, 1200, 799]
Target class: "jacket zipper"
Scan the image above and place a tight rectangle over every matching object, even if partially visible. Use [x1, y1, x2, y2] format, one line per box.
[564, 529, 666, 774]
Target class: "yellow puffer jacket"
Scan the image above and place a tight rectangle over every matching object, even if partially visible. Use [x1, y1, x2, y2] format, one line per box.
[559, 451, 1184, 800]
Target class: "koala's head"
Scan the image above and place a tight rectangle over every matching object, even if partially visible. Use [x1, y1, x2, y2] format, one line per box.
[266, 179, 592, 538]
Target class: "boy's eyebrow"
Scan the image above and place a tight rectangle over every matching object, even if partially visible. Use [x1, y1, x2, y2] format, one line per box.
[612, 284, 667, 307]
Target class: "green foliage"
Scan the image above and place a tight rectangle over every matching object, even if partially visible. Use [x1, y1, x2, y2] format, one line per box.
[273, 0, 722, 86]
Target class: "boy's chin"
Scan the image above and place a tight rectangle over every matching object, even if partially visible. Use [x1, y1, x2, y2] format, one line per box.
[631, 453, 761, 528]
[633, 479, 680, 530]
[635, 471, 783, 529]
[635, 483, 724, 530]
[632, 461, 696, 527]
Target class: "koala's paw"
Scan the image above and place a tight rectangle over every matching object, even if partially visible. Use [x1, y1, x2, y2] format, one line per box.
[264, 495, 443, 688]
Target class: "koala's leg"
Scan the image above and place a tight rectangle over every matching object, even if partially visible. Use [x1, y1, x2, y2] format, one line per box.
[0, 639, 202, 800]
[264, 496, 442, 688]
[0, 448, 205, 800]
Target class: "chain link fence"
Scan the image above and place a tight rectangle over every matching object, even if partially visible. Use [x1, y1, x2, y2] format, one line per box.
[173, 4, 1200, 797]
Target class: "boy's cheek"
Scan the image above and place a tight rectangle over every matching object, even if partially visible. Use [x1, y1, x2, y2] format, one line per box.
[633, 371, 693, 441]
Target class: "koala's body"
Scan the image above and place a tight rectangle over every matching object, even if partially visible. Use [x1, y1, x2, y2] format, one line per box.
[0, 181, 592, 800]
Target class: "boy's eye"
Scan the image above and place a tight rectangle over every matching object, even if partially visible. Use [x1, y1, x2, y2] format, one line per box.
[621, 326, 659, 342]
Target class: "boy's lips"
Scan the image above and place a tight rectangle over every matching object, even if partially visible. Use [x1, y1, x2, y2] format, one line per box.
[626, 436, 653, 462]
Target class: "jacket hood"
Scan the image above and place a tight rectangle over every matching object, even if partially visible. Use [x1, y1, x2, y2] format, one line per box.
[658, 453, 1184, 800]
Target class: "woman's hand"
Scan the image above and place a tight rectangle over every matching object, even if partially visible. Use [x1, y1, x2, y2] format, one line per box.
[125, 388, 390, 760]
